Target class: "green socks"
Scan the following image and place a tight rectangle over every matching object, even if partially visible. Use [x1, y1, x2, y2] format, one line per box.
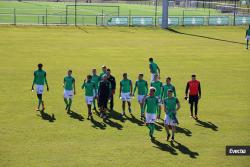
[38, 99, 42, 109]
[64, 98, 68, 106]
[147, 124, 155, 136]
[68, 99, 72, 110]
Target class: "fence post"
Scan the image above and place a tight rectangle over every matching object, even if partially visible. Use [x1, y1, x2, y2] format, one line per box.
[182, 10, 184, 26]
[154, 0, 158, 27]
[233, 0, 236, 26]
[13, 8, 16, 25]
[208, 10, 210, 25]
[101, 9, 104, 26]
[96, 16, 98, 25]
[118, 6, 120, 17]
[45, 8, 48, 26]
[129, 10, 131, 26]
[66, 6, 68, 25]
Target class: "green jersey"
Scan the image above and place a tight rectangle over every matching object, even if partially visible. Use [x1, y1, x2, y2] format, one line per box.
[151, 81, 162, 97]
[33, 69, 47, 85]
[100, 71, 106, 78]
[82, 81, 96, 96]
[150, 62, 158, 74]
[164, 97, 179, 112]
[120, 79, 132, 93]
[64, 76, 75, 91]
[134, 80, 148, 95]
[144, 96, 158, 114]
[91, 74, 100, 89]
[162, 84, 176, 98]
[247, 29, 250, 36]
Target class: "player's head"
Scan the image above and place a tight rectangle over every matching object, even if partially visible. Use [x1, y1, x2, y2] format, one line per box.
[107, 68, 111, 76]
[149, 87, 156, 96]
[92, 68, 97, 75]
[68, 69, 72, 76]
[166, 77, 171, 84]
[167, 89, 173, 97]
[123, 73, 127, 79]
[38, 63, 43, 70]
[154, 74, 159, 81]
[192, 74, 196, 81]
[102, 65, 107, 72]
[149, 58, 153, 62]
[102, 74, 108, 81]
[138, 73, 143, 80]
[87, 75, 92, 81]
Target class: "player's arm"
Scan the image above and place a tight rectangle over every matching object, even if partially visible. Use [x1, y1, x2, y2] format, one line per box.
[176, 98, 180, 112]
[133, 81, 137, 96]
[161, 86, 164, 100]
[143, 98, 147, 111]
[81, 79, 86, 89]
[44, 72, 49, 91]
[130, 80, 133, 96]
[32, 72, 36, 91]
[157, 66, 160, 77]
[113, 77, 116, 94]
[145, 81, 149, 96]
[164, 100, 167, 113]
[119, 81, 122, 97]
[109, 82, 112, 98]
[185, 82, 189, 98]
[173, 86, 177, 97]
[73, 79, 76, 95]
[149, 64, 153, 73]
[198, 82, 201, 99]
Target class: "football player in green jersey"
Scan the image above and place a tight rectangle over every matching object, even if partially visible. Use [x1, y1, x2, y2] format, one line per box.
[119, 73, 133, 116]
[100, 65, 107, 78]
[91, 68, 100, 110]
[150, 74, 163, 121]
[164, 89, 180, 141]
[63, 69, 76, 113]
[133, 73, 148, 120]
[161, 77, 176, 100]
[149, 58, 160, 82]
[82, 75, 97, 119]
[144, 87, 158, 140]
[31, 63, 49, 111]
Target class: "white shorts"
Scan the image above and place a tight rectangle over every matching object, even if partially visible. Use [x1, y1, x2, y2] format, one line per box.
[146, 113, 157, 124]
[85, 96, 94, 105]
[164, 114, 177, 126]
[36, 85, 44, 94]
[156, 96, 162, 106]
[246, 36, 250, 40]
[151, 73, 156, 82]
[64, 90, 73, 99]
[121, 92, 131, 102]
[137, 95, 146, 103]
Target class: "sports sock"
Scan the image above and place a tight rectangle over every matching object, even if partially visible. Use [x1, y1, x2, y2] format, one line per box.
[151, 124, 155, 136]
[68, 99, 72, 110]
[64, 98, 68, 106]
[38, 99, 42, 109]
[93, 99, 96, 108]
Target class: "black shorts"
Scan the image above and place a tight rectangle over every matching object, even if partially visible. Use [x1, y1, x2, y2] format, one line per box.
[98, 96, 109, 108]
[189, 95, 199, 104]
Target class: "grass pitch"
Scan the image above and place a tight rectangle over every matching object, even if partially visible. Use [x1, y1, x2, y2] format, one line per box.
[0, 25, 249, 167]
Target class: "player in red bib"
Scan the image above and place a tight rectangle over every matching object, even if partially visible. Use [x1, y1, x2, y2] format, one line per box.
[185, 74, 201, 120]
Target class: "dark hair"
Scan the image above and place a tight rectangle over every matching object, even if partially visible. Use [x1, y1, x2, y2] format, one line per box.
[123, 73, 127, 77]
[166, 77, 171, 80]
[68, 69, 72, 73]
[87, 75, 92, 79]
[107, 68, 111, 72]
[139, 73, 143, 77]
[192, 74, 196, 77]
[149, 58, 153, 62]
[38, 63, 43, 69]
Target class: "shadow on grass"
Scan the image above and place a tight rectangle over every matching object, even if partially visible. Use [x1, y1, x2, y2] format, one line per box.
[167, 28, 245, 46]
[103, 118, 123, 130]
[176, 126, 192, 137]
[195, 120, 218, 131]
[170, 141, 199, 158]
[90, 117, 106, 130]
[152, 139, 178, 155]
[67, 110, 84, 121]
[38, 110, 56, 122]
[124, 113, 144, 126]
[107, 110, 126, 123]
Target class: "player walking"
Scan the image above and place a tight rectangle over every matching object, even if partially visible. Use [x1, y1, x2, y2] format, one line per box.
[149, 58, 160, 82]
[161, 77, 176, 100]
[91, 68, 100, 110]
[133, 73, 148, 120]
[63, 70, 76, 113]
[119, 73, 133, 116]
[151, 74, 163, 121]
[185, 74, 201, 120]
[164, 89, 180, 142]
[82, 75, 96, 119]
[31, 63, 49, 111]
[144, 87, 158, 140]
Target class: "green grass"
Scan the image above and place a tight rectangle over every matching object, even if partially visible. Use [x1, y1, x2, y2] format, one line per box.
[0, 1, 225, 25]
[0, 25, 249, 167]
